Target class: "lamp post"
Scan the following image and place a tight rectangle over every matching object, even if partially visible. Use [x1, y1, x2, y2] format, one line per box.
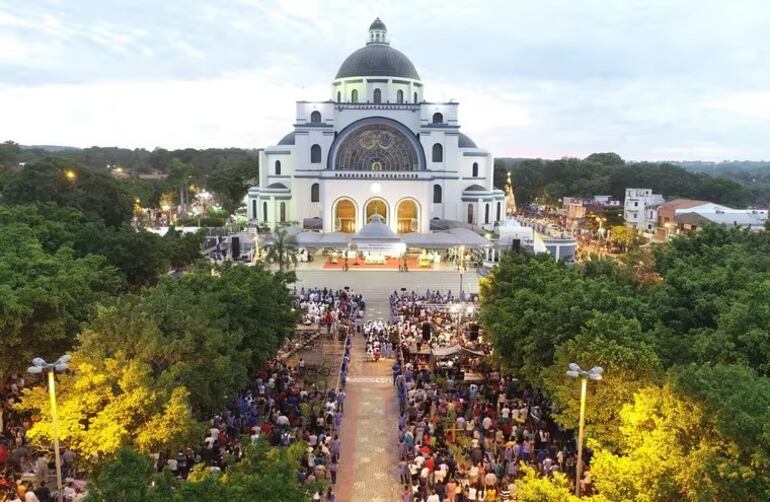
[458, 245, 466, 300]
[28, 355, 71, 502]
[566, 363, 603, 497]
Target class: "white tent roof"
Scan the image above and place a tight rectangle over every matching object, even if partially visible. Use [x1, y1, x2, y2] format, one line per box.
[447, 228, 489, 248]
[295, 232, 322, 246]
[352, 214, 401, 242]
[318, 232, 352, 247]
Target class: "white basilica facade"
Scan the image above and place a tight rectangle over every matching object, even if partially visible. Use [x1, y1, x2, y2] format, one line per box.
[247, 18, 505, 236]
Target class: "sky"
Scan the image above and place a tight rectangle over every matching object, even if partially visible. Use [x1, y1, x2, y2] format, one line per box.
[1, 0, 769, 161]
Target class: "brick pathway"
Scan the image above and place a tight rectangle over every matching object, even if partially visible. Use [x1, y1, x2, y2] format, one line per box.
[335, 329, 402, 501]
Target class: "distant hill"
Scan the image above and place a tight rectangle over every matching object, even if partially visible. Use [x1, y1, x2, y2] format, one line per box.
[21, 144, 82, 152]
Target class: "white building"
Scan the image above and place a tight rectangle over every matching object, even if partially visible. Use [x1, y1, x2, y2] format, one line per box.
[247, 18, 505, 235]
[624, 188, 665, 233]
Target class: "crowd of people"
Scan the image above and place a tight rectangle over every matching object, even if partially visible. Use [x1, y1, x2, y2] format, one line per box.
[0, 287, 363, 502]
[390, 290, 586, 501]
[0, 374, 85, 501]
[180, 287, 363, 502]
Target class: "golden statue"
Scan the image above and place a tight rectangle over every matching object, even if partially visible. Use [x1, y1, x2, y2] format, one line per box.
[504, 171, 517, 217]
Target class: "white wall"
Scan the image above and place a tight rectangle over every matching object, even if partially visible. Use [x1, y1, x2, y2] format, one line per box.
[321, 179, 431, 234]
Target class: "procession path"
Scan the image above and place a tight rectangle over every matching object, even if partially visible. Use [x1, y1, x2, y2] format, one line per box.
[297, 270, 481, 501]
[335, 333, 401, 502]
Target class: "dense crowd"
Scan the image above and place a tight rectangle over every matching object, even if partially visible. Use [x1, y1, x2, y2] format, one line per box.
[390, 290, 586, 501]
[0, 374, 84, 501]
[1, 287, 364, 502]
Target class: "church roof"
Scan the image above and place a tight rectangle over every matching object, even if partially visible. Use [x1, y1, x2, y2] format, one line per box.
[464, 184, 487, 192]
[370, 17, 386, 30]
[352, 214, 401, 241]
[336, 44, 420, 80]
[277, 132, 295, 145]
[266, 182, 289, 190]
[458, 133, 477, 148]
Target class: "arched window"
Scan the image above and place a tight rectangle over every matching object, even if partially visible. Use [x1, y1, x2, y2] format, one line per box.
[280, 202, 286, 223]
[472, 162, 478, 177]
[263, 202, 268, 221]
[414, 91, 418, 103]
[337, 91, 341, 103]
[397, 90, 404, 103]
[334, 198, 356, 233]
[310, 144, 321, 164]
[251, 200, 257, 219]
[351, 89, 358, 103]
[396, 199, 419, 233]
[311, 183, 320, 203]
[433, 184, 442, 203]
[373, 88, 382, 104]
[496, 202, 502, 221]
[275, 160, 281, 175]
[310, 111, 321, 124]
[467, 204, 474, 224]
[432, 143, 443, 163]
[432, 112, 443, 124]
[485, 203, 490, 224]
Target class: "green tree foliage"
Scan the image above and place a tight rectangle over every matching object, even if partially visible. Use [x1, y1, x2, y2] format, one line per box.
[12, 144, 259, 212]
[2, 159, 133, 226]
[481, 225, 770, 498]
[83, 448, 176, 502]
[494, 153, 755, 208]
[0, 140, 20, 168]
[544, 313, 661, 450]
[265, 228, 299, 272]
[79, 294, 249, 414]
[86, 441, 318, 502]
[514, 464, 580, 502]
[17, 264, 295, 471]
[479, 253, 651, 385]
[0, 224, 120, 376]
[592, 377, 770, 502]
[206, 158, 256, 213]
[0, 204, 202, 288]
[17, 354, 203, 472]
[148, 266, 297, 374]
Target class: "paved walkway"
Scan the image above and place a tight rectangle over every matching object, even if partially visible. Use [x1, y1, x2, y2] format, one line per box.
[335, 333, 401, 501]
[297, 271, 481, 500]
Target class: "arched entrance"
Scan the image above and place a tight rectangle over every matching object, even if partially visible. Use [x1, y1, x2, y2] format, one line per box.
[396, 199, 419, 233]
[365, 198, 388, 224]
[334, 198, 357, 233]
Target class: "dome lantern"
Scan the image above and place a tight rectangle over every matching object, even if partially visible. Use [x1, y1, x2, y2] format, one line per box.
[368, 17, 388, 45]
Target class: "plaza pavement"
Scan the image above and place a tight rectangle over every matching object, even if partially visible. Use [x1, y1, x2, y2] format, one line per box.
[295, 270, 481, 501]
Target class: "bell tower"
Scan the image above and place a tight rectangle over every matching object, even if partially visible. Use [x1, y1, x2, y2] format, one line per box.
[367, 17, 388, 45]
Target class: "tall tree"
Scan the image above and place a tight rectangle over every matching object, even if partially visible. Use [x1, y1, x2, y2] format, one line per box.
[265, 228, 298, 272]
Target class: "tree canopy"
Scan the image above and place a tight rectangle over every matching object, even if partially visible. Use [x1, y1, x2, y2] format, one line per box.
[494, 153, 758, 208]
[481, 225, 770, 498]
[17, 266, 296, 469]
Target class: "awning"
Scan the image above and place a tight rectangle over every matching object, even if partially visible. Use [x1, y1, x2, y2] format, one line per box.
[461, 347, 486, 357]
[447, 228, 489, 248]
[318, 232, 352, 247]
[295, 232, 322, 246]
[402, 232, 459, 249]
[432, 345, 462, 358]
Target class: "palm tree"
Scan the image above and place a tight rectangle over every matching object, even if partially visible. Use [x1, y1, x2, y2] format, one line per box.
[265, 228, 298, 271]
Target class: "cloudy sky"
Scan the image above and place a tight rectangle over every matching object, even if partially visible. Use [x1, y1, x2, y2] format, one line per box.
[1, 0, 769, 160]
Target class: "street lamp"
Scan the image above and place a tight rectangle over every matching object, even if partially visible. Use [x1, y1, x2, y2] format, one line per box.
[566, 363, 603, 498]
[28, 355, 71, 502]
[457, 245, 466, 300]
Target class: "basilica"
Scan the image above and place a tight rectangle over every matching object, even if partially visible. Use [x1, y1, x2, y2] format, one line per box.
[247, 18, 505, 236]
